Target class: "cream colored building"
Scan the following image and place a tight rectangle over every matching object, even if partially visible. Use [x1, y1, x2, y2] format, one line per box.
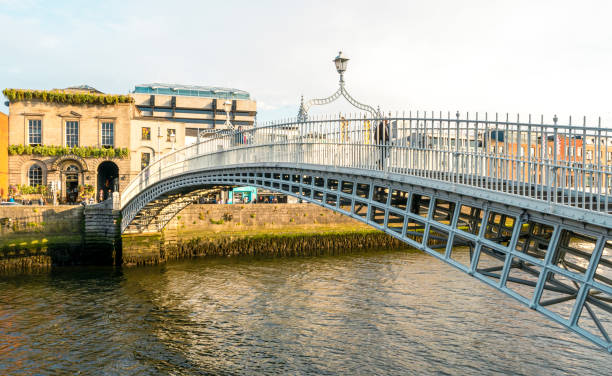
[3, 83, 257, 203]
[129, 83, 257, 171]
[5, 86, 136, 203]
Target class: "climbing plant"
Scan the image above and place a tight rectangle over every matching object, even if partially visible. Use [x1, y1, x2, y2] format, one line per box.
[8, 145, 129, 159]
[2, 88, 134, 105]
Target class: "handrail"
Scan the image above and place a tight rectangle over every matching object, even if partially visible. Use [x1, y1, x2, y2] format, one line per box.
[121, 112, 612, 214]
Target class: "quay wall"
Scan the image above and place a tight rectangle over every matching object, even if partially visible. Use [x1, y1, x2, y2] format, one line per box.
[0, 203, 407, 273]
[0, 205, 84, 273]
[122, 203, 405, 266]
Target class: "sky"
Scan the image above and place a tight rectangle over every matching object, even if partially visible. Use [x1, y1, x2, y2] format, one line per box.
[1, 0, 611, 125]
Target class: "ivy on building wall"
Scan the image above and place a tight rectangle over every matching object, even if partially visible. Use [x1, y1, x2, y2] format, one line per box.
[2, 88, 134, 105]
[9, 184, 48, 195]
[8, 145, 129, 159]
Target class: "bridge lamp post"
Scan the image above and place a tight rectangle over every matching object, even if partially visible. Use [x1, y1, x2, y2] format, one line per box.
[223, 100, 233, 130]
[334, 51, 349, 85]
[298, 51, 380, 121]
[169, 132, 176, 151]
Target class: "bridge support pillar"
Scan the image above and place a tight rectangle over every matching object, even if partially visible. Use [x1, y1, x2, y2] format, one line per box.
[83, 192, 122, 265]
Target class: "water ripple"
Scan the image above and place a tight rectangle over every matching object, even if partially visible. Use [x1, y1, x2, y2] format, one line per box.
[0, 250, 608, 375]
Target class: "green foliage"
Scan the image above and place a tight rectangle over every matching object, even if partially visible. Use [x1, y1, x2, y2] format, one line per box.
[209, 218, 224, 225]
[8, 144, 129, 159]
[17, 184, 47, 195]
[2, 88, 134, 105]
[78, 184, 95, 200]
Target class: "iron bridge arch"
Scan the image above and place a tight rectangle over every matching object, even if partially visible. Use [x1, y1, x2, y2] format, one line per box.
[121, 163, 612, 353]
[119, 111, 612, 353]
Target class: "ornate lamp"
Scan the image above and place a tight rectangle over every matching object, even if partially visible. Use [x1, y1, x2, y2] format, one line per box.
[298, 51, 379, 121]
[334, 51, 349, 82]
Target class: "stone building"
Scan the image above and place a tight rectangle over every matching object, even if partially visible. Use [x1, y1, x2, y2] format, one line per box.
[3, 83, 258, 203]
[4, 86, 135, 203]
[0, 112, 8, 199]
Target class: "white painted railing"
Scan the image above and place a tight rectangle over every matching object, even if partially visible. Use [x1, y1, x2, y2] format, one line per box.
[122, 113, 612, 214]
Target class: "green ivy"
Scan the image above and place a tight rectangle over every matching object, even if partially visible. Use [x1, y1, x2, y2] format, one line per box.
[2, 88, 134, 105]
[8, 144, 129, 159]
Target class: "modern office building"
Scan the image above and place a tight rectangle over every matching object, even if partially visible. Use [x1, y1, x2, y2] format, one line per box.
[129, 83, 257, 173]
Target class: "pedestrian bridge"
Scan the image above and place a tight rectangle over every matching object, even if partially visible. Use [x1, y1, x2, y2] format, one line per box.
[120, 112, 612, 352]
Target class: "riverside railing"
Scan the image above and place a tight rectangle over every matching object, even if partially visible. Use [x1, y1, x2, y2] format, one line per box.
[121, 112, 612, 214]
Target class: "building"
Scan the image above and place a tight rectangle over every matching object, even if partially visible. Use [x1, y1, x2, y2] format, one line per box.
[3, 86, 135, 203]
[2, 83, 257, 203]
[129, 83, 257, 173]
[0, 111, 8, 199]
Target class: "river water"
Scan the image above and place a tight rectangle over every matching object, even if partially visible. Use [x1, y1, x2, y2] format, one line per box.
[0, 248, 609, 375]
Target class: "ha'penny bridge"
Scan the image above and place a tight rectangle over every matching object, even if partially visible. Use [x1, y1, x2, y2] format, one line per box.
[115, 110, 612, 353]
[112, 53, 612, 352]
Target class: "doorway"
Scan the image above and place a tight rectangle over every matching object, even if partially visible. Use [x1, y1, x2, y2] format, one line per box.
[65, 165, 79, 203]
[97, 161, 119, 202]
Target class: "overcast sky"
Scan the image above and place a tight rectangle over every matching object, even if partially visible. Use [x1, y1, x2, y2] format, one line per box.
[1, 0, 611, 125]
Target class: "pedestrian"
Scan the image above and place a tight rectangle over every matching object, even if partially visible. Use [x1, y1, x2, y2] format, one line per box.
[375, 119, 389, 170]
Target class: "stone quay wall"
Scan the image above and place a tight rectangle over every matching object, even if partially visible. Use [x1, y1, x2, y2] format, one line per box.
[0, 205, 84, 272]
[122, 203, 404, 266]
[0, 202, 406, 273]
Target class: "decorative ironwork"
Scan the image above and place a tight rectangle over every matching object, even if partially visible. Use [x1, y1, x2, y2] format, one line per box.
[120, 112, 612, 353]
[298, 51, 380, 121]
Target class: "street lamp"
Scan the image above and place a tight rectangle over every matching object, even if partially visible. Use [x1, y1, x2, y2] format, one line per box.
[298, 51, 379, 121]
[169, 132, 176, 151]
[157, 126, 163, 159]
[223, 100, 233, 130]
[333, 51, 349, 83]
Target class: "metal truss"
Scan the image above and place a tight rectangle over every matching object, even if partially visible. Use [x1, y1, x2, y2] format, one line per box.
[119, 112, 612, 352]
[124, 188, 219, 233]
[121, 164, 612, 353]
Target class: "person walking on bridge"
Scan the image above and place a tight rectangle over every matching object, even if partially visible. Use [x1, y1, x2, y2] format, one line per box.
[375, 119, 389, 170]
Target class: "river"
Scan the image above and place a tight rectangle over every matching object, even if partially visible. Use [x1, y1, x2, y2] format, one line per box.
[0, 248, 609, 375]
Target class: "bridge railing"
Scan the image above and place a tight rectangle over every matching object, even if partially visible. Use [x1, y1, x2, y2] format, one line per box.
[121, 112, 612, 213]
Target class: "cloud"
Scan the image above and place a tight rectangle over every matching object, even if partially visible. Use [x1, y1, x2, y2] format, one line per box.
[1, 0, 612, 125]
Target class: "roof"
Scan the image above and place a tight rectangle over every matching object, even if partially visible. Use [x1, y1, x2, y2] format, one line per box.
[63, 85, 104, 94]
[133, 83, 250, 100]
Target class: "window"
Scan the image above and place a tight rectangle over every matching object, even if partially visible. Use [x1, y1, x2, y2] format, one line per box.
[66, 121, 79, 147]
[28, 119, 42, 145]
[101, 122, 114, 148]
[167, 128, 176, 142]
[608, 152, 612, 162]
[141, 152, 150, 170]
[28, 165, 42, 186]
[586, 150, 593, 161]
[142, 127, 151, 140]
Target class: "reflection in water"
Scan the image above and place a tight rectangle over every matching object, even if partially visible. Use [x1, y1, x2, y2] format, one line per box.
[0, 249, 608, 375]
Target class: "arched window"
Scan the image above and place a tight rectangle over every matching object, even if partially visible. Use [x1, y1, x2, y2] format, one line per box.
[28, 165, 43, 187]
[66, 165, 79, 173]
